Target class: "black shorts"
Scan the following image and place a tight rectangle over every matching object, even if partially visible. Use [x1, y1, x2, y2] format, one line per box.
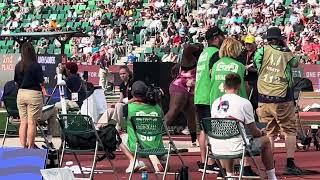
[196, 104, 211, 130]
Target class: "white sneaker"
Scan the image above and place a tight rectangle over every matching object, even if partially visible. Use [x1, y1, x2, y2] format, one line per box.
[125, 160, 147, 173]
[181, 127, 190, 135]
[192, 140, 200, 147]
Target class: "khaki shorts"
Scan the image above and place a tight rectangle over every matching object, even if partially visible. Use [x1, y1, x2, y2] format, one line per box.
[258, 101, 296, 136]
[17, 89, 43, 122]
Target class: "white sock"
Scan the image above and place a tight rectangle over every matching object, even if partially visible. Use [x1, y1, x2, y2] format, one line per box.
[266, 169, 277, 180]
[226, 172, 234, 180]
[47, 135, 52, 143]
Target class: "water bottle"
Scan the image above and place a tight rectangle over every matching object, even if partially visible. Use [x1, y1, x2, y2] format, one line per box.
[141, 171, 148, 180]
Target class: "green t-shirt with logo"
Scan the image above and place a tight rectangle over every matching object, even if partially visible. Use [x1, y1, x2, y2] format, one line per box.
[210, 57, 247, 104]
[126, 103, 164, 152]
[195, 47, 219, 105]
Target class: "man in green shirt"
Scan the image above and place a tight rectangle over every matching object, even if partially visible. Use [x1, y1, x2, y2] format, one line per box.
[195, 26, 225, 173]
[254, 27, 302, 175]
[122, 81, 164, 173]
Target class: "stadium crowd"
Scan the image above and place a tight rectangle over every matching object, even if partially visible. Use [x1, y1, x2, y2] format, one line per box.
[0, 0, 319, 65]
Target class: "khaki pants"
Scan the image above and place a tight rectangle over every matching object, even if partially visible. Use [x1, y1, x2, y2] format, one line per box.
[17, 89, 43, 122]
[98, 102, 125, 130]
[41, 107, 59, 136]
[258, 101, 296, 136]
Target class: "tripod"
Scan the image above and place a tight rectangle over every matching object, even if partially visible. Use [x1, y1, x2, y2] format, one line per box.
[45, 74, 67, 114]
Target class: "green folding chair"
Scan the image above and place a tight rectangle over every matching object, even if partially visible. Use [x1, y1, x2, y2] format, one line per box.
[201, 117, 262, 180]
[58, 114, 118, 180]
[1, 96, 50, 148]
[128, 116, 185, 180]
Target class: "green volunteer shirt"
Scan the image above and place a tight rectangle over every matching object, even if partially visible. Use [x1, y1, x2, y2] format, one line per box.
[210, 57, 247, 104]
[195, 46, 219, 105]
[126, 102, 164, 152]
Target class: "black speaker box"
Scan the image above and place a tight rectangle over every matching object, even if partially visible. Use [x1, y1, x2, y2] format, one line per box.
[133, 62, 186, 126]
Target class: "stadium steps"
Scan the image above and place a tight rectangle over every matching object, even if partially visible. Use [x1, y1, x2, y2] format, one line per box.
[105, 89, 120, 105]
[116, 38, 156, 65]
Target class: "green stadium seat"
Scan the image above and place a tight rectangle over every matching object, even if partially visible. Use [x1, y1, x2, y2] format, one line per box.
[49, 14, 58, 19]
[78, 4, 86, 11]
[47, 48, 54, 54]
[56, 6, 64, 11]
[0, 48, 7, 54]
[0, 41, 5, 47]
[82, 22, 89, 29]
[54, 48, 61, 54]
[42, 14, 49, 19]
[145, 47, 153, 54]
[6, 40, 14, 46]
[64, 5, 71, 11]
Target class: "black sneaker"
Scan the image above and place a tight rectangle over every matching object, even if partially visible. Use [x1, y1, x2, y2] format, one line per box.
[285, 165, 320, 175]
[284, 165, 303, 175]
[243, 166, 259, 176]
[197, 161, 220, 174]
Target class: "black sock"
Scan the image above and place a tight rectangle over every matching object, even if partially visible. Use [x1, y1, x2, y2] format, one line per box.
[244, 166, 252, 171]
[190, 132, 197, 142]
[287, 158, 295, 168]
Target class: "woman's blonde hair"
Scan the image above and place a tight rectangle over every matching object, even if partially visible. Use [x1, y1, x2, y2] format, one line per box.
[219, 38, 243, 59]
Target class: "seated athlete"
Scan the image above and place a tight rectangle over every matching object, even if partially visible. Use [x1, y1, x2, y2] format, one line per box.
[210, 73, 277, 180]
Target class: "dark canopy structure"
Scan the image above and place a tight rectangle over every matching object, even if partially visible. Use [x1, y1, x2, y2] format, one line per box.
[0, 31, 88, 54]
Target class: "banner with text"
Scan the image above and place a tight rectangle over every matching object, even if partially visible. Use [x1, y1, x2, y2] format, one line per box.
[0, 54, 61, 100]
[37, 55, 61, 90]
[301, 64, 320, 91]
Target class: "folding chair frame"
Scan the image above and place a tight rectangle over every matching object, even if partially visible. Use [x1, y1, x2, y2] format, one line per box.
[128, 116, 185, 180]
[1, 97, 50, 148]
[201, 117, 262, 180]
[58, 114, 118, 180]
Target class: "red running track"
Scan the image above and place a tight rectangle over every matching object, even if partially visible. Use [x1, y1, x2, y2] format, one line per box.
[63, 147, 320, 180]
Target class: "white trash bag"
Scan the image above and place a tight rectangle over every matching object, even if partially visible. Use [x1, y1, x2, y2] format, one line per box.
[41, 168, 75, 180]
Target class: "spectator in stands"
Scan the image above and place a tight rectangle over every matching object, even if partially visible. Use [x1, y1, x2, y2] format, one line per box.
[210, 73, 277, 180]
[195, 26, 225, 173]
[127, 51, 137, 64]
[98, 49, 109, 90]
[210, 37, 247, 103]
[254, 27, 303, 175]
[14, 42, 45, 149]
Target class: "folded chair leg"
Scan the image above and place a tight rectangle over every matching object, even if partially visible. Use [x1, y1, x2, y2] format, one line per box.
[248, 151, 263, 179]
[162, 144, 171, 180]
[59, 142, 66, 167]
[147, 157, 159, 180]
[89, 142, 99, 180]
[73, 152, 85, 178]
[214, 159, 226, 177]
[239, 148, 246, 180]
[201, 146, 210, 180]
[1, 117, 9, 147]
[106, 154, 119, 180]
[129, 143, 139, 180]
[37, 123, 50, 148]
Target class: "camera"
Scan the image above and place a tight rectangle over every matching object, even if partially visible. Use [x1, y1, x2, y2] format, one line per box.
[146, 84, 163, 105]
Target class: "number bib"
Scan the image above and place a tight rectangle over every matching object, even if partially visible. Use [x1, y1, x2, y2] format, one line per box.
[71, 93, 79, 102]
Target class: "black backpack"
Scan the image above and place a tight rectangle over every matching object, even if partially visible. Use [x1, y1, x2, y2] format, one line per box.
[65, 124, 122, 160]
